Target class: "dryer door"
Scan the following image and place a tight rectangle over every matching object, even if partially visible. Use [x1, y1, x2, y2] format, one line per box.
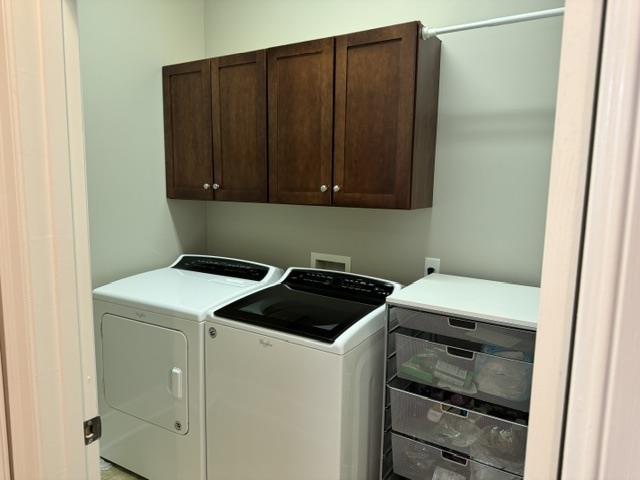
[101, 314, 189, 435]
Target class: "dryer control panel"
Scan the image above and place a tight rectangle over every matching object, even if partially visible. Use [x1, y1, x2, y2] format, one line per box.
[173, 255, 268, 281]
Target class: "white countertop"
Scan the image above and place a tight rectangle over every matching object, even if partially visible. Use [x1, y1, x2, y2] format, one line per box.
[387, 273, 539, 330]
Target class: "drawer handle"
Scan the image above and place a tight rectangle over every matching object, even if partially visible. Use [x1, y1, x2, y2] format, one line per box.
[440, 404, 469, 418]
[448, 317, 477, 330]
[446, 346, 475, 360]
[441, 451, 468, 466]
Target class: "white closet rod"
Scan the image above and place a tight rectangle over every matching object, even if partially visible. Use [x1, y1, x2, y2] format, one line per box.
[421, 7, 565, 39]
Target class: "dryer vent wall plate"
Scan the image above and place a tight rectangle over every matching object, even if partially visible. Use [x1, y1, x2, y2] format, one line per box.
[310, 252, 351, 272]
[424, 257, 441, 276]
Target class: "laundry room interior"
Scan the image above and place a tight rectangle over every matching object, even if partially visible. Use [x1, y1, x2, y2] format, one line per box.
[75, 0, 564, 479]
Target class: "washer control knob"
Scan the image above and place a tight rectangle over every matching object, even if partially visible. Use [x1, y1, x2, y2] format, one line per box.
[333, 185, 341, 193]
[320, 185, 328, 192]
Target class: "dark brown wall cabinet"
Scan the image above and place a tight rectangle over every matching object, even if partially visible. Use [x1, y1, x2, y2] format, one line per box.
[163, 52, 268, 201]
[335, 22, 440, 209]
[212, 51, 267, 202]
[267, 38, 334, 205]
[163, 60, 213, 200]
[163, 21, 440, 209]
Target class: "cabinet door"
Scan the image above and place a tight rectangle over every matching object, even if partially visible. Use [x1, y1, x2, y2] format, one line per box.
[163, 60, 213, 199]
[268, 38, 334, 205]
[212, 51, 267, 202]
[334, 22, 418, 209]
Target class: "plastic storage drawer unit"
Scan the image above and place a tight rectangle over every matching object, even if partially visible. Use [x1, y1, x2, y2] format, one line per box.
[389, 381, 527, 475]
[382, 274, 538, 480]
[389, 307, 535, 355]
[391, 433, 521, 480]
[394, 332, 533, 411]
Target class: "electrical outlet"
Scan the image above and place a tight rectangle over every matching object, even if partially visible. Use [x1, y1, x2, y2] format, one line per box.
[424, 257, 441, 276]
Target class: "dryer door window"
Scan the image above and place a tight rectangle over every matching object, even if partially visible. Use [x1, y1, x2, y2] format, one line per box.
[101, 314, 189, 435]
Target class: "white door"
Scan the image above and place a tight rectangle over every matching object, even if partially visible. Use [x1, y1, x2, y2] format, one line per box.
[0, 0, 101, 478]
[101, 314, 189, 434]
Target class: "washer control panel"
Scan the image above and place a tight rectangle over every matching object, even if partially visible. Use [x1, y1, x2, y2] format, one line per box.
[284, 269, 395, 305]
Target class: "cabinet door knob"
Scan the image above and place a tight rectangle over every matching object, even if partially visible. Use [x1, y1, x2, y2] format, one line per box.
[203, 183, 211, 190]
[333, 185, 341, 193]
[320, 185, 328, 192]
[212, 183, 220, 190]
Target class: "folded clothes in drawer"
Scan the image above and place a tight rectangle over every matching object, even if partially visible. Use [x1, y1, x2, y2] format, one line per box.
[391, 433, 521, 480]
[395, 333, 533, 411]
[389, 382, 527, 475]
[389, 307, 535, 357]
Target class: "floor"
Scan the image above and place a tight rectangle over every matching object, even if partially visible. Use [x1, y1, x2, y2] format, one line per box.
[101, 459, 144, 480]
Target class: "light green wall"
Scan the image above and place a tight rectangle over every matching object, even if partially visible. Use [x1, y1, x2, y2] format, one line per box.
[78, 1, 563, 288]
[78, 0, 208, 287]
[203, 0, 563, 286]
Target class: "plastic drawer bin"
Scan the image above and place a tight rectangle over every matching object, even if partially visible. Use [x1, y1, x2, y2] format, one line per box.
[389, 384, 527, 475]
[394, 333, 533, 411]
[389, 307, 535, 356]
[391, 433, 521, 480]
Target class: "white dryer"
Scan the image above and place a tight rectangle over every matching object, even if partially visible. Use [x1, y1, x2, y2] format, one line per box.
[206, 268, 400, 480]
[93, 255, 282, 480]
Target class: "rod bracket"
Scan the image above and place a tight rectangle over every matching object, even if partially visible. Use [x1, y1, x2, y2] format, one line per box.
[421, 26, 437, 40]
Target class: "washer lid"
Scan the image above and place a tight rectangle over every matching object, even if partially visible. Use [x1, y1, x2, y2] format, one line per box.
[214, 268, 399, 343]
[214, 284, 378, 343]
[93, 256, 282, 321]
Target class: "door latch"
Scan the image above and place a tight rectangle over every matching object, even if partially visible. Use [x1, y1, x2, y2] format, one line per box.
[84, 416, 102, 445]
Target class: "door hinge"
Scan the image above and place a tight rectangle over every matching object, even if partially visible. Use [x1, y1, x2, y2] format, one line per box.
[84, 416, 102, 445]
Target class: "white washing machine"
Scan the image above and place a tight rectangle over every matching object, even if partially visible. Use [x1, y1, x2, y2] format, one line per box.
[206, 268, 400, 480]
[93, 255, 282, 480]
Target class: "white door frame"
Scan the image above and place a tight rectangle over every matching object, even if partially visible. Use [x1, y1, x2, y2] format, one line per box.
[524, 0, 605, 477]
[0, 0, 99, 478]
[561, 0, 640, 477]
